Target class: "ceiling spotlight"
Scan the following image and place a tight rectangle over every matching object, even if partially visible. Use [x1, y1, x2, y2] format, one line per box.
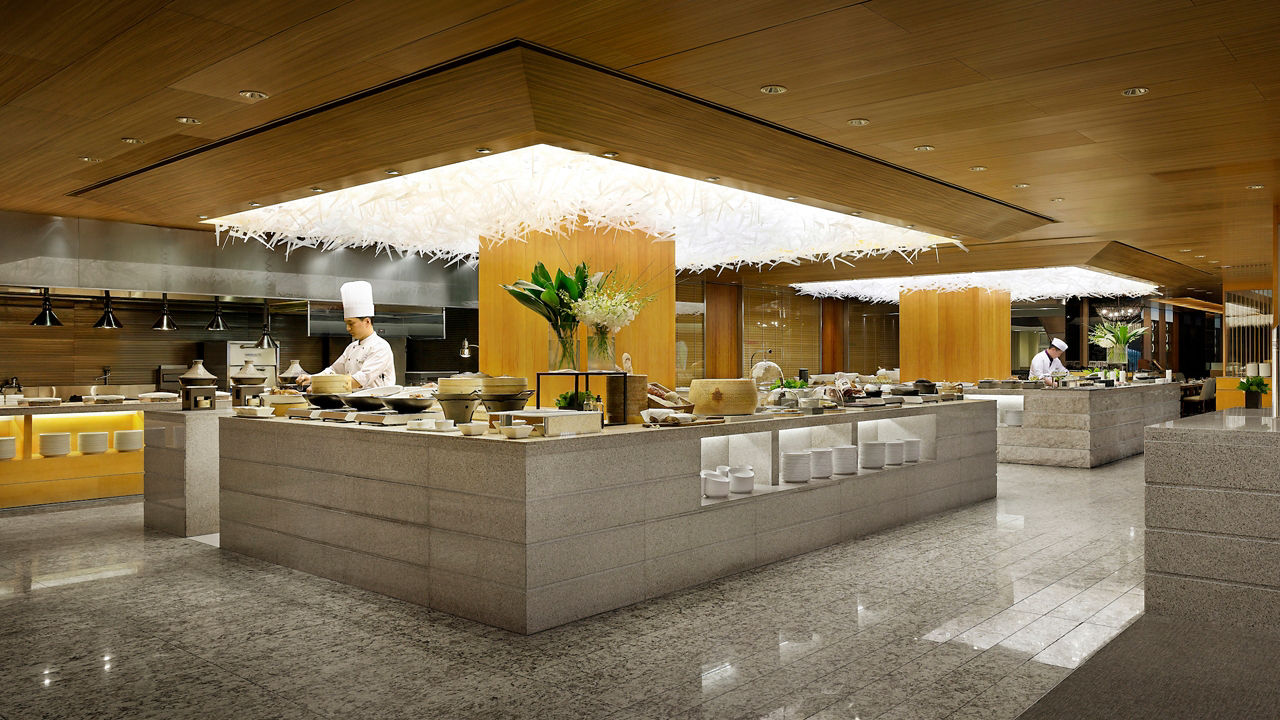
[310, 186, 323, 192]
[1247, 184, 1265, 189]
[30, 288, 62, 327]
[1122, 87, 1149, 97]
[475, 147, 492, 154]
[601, 151, 619, 158]
[704, 176, 720, 182]
[79, 156, 100, 163]
[847, 118, 871, 126]
[197, 215, 208, 219]
[913, 145, 935, 152]
[238, 89, 269, 100]
[1013, 183, 1030, 188]
[385, 169, 400, 175]
[120, 137, 144, 145]
[175, 116, 201, 125]
[785, 196, 798, 201]
[759, 84, 788, 95]
[248, 201, 261, 207]
[969, 166, 988, 172]
[1051, 197, 1064, 202]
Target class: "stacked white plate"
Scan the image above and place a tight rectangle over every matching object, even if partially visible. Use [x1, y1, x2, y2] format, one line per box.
[860, 441, 886, 469]
[39, 432, 71, 457]
[0, 436, 15, 460]
[885, 440, 905, 465]
[781, 451, 811, 483]
[1003, 410, 1024, 427]
[115, 430, 144, 452]
[809, 447, 833, 478]
[832, 445, 859, 475]
[902, 438, 922, 463]
[78, 432, 109, 455]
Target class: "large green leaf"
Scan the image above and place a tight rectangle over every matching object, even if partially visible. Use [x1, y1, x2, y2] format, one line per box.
[574, 263, 589, 294]
[561, 273, 581, 301]
[502, 286, 554, 322]
[532, 262, 552, 289]
[540, 287, 560, 308]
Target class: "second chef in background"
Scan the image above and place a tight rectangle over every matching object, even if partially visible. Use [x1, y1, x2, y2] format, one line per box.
[297, 281, 396, 389]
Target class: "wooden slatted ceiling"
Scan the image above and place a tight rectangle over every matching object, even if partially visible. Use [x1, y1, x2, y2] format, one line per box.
[0, 0, 1274, 276]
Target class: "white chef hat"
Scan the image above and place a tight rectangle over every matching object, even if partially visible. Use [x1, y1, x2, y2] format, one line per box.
[1051, 338, 1068, 351]
[340, 281, 375, 318]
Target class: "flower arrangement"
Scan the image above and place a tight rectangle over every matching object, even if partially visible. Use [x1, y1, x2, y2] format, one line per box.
[502, 262, 596, 370]
[571, 272, 652, 370]
[1089, 321, 1147, 365]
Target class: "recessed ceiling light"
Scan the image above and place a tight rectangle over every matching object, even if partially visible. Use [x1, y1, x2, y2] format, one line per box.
[78, 155, 100, 163]
[950, 235, 960, 239]
[120, 137, 144, 145]
[969, 165, 988, 171]
[238, 89, 269, 100]
[1223, 265, 1232, 268]
[1122, 87, 1149, 97]
[847, 118, 871, 127]
[475, 147, 492, 154]
[601, 151, 619, 158]
[759, 84, 788, 95]
[849, 211, 862, 216]
[1179, 249, 1191, 252]
[905, 224, 915, 228]
[785, 196, 798, 200]
[1209, 260, 1219, 263]
[385, 169, 400, 175]
[913, 145, 935, 152]
[248, 202, 261, 207]
[1194, 255, 1205, 258]
[1247, 184, 1265, 189]
[704, 176, 720, 182]
[175, 116, 201, 125]
[1013, 183, 1030, 188]
[197, 215, 208, 219]
[1051, 197, 1064, 202]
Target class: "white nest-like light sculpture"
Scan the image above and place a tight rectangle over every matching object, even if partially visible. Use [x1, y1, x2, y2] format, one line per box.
[793, 267, 1159, 303]
[208, 144, 953, 271]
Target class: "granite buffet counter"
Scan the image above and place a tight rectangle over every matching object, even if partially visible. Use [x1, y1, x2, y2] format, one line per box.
[1145, 409, 1280, 635]
[219, 399, 997, 633]
[966, 383, 1181, 468]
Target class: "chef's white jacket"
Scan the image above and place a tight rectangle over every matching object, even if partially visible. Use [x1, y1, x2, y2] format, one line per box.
[315, 333, 396, 388]
[1028, 349, 1067, 380]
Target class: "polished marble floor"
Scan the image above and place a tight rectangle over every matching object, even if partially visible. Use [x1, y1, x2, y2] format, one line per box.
[0, 459, 1147, 719]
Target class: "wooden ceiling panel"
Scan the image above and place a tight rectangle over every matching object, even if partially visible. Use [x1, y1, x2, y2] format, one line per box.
[164, 0, 353, 36]
[0, 0, 169, 65]
[8, 10, 265, 119]
[0, 53, 59, 106]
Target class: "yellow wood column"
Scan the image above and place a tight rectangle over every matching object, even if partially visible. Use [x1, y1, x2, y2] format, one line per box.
[899, 289, 1011, 382]
[477, 223, 676, 388]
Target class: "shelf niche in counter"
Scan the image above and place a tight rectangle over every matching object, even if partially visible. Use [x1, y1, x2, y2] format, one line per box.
[700, 431, 771, 494]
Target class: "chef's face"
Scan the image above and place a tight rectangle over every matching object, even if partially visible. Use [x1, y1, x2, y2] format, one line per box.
[345, 317, 373, 340]
[1047, 347, 1063, 359]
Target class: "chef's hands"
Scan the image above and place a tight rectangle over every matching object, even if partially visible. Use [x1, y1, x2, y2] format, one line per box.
[296, 374, 311, 390]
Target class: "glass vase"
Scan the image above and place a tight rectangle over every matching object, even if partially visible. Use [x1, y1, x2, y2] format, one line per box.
[548, 323, 580, 371]
[1106, 344, 1127, 365]
[587, 328, 616, 372]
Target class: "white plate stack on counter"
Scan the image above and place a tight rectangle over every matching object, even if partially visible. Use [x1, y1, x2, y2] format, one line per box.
[885, 440, 905, 465]
[115, 430, 143, 452]
[902, 438, 922, 463]
[859, 441, 886, 469]
[38, 432, 71, 457]
[78, 432, 109, 455]
[781, 451, 810, 483]
[832, 445, 859, 475]
[809, 447, 832, 479]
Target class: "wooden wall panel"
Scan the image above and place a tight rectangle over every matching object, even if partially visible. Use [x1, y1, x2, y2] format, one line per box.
[477, 225, 675, 389]
[703, 282, 741, 379]
[821, 298, 846, 373]
[900, 289, 1010, 382]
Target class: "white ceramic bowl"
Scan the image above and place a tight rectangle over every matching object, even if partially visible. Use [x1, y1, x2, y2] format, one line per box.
[459, 421, 488, 436]
[728, 470, 755, 494]
[702, 472, 730, 498]
[39, 432, 71, 457]
[406, 419, 433, 431]
[114, 429, 144, 452]
[78, 432, 109, 454]
[0, 436, 15, 460]
[499, 424, 533, 439]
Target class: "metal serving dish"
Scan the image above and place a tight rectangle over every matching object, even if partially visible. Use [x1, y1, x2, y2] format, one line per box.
[343, 395, 388, 412]
[382, 395, 435, 413]
[305, 393, 349, 410]
[480, 390, 534, 414]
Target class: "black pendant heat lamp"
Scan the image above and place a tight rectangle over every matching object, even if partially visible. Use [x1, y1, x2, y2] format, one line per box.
[152, 293, 179, 331]
[29, 288, 62, 327]
[205, 297, 228, 331]
[93, 291, 123, 329]
[252, 300, 278, 349]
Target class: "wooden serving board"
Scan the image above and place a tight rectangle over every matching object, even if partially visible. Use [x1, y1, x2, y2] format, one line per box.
[643, 418, 726, 428]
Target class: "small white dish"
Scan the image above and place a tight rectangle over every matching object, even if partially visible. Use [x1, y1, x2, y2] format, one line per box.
[701, 471, 730, 498]
[500, 425, 533, 439]
[728, 470, 755, 494]
[459, 421, 488, 436]
[434, 419, 456, 431]
[406, 419, 433, 431]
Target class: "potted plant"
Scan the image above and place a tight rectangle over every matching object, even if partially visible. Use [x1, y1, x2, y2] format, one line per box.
[1237, 376, 1270, 409]
[1089, 320, 1148, 367]
[554, 390, 594, 411]
[502, 262, 597, 371]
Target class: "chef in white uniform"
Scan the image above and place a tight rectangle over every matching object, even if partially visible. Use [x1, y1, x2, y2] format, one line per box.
[1029, 338, 1069, 380]
[297, 281, 396, 390]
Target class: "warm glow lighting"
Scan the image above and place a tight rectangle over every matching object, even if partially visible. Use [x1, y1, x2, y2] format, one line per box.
[794, 267, 1158, 303]
[210, 144, 954, 271]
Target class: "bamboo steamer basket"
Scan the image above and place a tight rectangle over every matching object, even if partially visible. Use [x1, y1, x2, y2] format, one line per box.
[309, 374, 353, 393]
[605, 374, 648, 424]
[438, 376, 484, 395]
[480, 376, 528, 395]
[689, 378, 758, 416]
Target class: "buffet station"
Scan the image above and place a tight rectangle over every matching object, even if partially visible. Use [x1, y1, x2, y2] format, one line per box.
[216, 370, 997, 633]
[966, 376, 1181, 468]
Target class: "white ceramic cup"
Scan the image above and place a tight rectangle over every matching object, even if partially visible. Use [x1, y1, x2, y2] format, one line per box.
[435, 419, 456, 431]
[728, 470, 754, 494]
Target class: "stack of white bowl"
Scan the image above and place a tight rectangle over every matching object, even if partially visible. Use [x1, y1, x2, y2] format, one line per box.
[809, 447, 833, 479]
[0, 436, 15, 461]
[859, 441, 886, 469]
[78, 432, 109, 455]
[902, 438, 922, 463]
[781, 451, 811, 483]
[728, 466, 755, 494]
[115, 430, 144, 452]
[39, 432, 71, 457]
[832, 445, 859, 475]
[700, 470, 730, 498]
[885, 440, 905, 465]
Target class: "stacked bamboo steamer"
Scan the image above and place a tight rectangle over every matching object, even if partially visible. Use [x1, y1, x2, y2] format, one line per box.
[309, 374, 353, 393]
